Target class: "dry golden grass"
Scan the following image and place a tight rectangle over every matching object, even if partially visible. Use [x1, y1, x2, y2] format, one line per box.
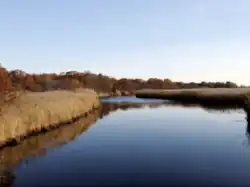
[0, 110, 100, 170]
[98, 92, 111, 98]
[135, 88, 250, 106]
[136, 88, 250, 96]
[0, 89, 100, 145]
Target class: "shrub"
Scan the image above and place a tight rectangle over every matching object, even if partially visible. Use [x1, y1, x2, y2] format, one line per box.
[0, 66, 12, 93]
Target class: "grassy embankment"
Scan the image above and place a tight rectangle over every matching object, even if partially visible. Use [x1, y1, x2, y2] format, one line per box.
[0, 109, 100, 170]
[0, 88, 100, 148]
[135, 88, 250, 107]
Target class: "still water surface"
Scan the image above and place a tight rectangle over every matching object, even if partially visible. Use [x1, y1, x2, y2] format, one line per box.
[1, 97, 250, 186]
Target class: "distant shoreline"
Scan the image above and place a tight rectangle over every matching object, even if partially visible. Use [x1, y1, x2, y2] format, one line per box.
[135, 88, 250, 108]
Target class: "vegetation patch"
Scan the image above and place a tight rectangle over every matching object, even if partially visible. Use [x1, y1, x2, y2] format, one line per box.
[135, 88, 250, 107]
[0, 109, 100, 170]
[0, 89, 100, 147]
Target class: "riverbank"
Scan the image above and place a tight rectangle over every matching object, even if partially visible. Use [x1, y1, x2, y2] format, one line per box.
[98, 90, 134, 98]
[135, 88, 250, 107]
[0, 109, 100, 170]
[0, 89, 100, 148]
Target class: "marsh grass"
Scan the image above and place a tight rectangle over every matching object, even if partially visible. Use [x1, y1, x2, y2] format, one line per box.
[0, 110, 100, 170]
[135, 88, 250, 106]
[98, 92, 111, 98]
[0, 89, 100, 146]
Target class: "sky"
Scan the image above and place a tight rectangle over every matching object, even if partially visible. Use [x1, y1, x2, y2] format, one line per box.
[1, 0, 250, 85]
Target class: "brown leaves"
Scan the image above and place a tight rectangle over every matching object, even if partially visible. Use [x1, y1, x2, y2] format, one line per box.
[0, 67, 12, 93]
[0, 65, 240, 94]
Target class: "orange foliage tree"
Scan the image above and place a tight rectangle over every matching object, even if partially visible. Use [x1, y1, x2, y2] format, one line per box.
[0, 66, 12, 93]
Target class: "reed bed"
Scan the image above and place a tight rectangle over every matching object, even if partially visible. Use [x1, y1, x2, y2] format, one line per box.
[98, 92, 111, 98]
[0, 89, 100, 146]
[0, 110, 100, 170]
[135, 88, 250, 106]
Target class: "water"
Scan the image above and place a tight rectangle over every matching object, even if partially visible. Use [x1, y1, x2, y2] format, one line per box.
[101, 96, 166, 103]
[1, 97, 250, 187]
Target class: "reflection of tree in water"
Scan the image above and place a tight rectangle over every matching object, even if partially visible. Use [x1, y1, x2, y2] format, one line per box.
[0, 99, 249, 183]
[0, 169, 15, 187]
[243, 111, 250, 146]
[0, 110, 101, 170]
[167, 101, 249, 148]
[101, 102, 250, 149]
[0, 102, 163, 173]
[165, 100, 243, 114]
[100, 102, 166, 119]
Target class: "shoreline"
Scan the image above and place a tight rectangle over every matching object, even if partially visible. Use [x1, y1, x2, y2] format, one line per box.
[0, 109, 100, 170]
[98, 92, 135, 99]
[135, 88, 250, 108]
[0, 89, 100, 149]
[0, 106, 99, 150]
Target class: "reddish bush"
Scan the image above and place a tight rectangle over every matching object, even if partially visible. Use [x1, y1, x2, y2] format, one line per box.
[0, 66, 12, 93]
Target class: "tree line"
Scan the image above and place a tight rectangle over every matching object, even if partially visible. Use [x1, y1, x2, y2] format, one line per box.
[0, 65, 243, 95]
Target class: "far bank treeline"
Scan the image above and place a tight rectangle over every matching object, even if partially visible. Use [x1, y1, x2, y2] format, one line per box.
[0, 65, 244, 95]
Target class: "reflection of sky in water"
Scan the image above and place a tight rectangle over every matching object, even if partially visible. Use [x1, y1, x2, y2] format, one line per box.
[12, 97, 250, 187]
[93, 106, 246, 143]
[101, 96, 165, 103]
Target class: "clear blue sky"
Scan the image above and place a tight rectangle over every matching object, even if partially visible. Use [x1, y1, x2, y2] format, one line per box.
[1, 0, 250, 84]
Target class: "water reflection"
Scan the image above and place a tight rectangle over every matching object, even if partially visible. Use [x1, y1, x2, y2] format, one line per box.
[0, 98, 250, 187]
[101, 101, 250, 147]
[165, 100, 243, 113]
[0, 170, 15, 187]
[100, 102, 167, 118]
[101, 100, 244, 117]
[1, 100, 249, 171]
[243, 110, 250, 146]
[166, 101, 250, 149]
[0, 110, 100, 170]
[0, 102, 167, 171]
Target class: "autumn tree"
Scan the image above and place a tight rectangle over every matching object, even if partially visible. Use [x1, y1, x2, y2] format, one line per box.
[0, 66, 12, 93]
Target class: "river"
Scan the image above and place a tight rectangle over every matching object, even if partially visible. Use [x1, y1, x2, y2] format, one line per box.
[1, 96, 250, 187]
